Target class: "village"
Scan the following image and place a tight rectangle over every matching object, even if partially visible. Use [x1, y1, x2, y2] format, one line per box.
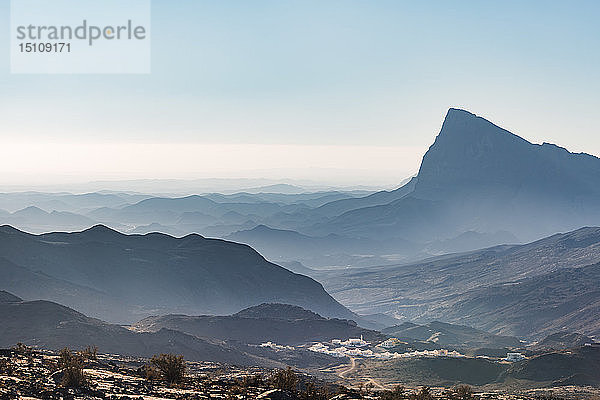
[262, 336, 525, 363]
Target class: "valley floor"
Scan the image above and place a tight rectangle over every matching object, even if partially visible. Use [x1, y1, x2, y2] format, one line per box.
[333, 357, 600, 399]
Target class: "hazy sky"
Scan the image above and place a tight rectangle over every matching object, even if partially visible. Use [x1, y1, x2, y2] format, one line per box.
[1, 1, 599, 187]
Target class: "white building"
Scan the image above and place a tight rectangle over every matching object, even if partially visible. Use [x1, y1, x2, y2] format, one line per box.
[505, 352, 525, 362]
[379, 338, 402, 348]
[332, 335, 369, 348]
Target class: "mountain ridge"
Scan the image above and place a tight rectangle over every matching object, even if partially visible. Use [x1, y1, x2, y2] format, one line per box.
[0, 224, 357, 324]
[321, 226, 600, 338]
[308, 108, 600, 245]
[132, 303, 385, 346]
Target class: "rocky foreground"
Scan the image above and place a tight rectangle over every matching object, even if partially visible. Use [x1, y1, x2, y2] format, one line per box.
[1, 346, 598, 400]
[0, 346, 362, 400]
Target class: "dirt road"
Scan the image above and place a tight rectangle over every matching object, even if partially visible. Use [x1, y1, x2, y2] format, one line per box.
[336, 357, 388, 391]
[337, 356, 358, 379]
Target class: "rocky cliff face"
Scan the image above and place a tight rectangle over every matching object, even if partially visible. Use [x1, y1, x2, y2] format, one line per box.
[415, 109, 600, 205]
[411, 108, 600, 240]
[313, 108, 600, 245]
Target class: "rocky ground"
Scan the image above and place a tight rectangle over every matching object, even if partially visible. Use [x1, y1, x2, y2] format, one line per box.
[1, 346, 598, 400]
[0, 346, 356, 399]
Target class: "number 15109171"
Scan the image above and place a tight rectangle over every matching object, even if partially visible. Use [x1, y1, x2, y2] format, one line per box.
[19, 42, 71, 53]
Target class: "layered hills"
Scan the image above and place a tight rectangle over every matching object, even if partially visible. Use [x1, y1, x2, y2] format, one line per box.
[382, 321, 521, 350]
[0, 225, 355, 324]
[2, 109, 600, 266]
[133, 303, 385, 346]
[321, 227, 600, 338]
[0, 291, 268, 366]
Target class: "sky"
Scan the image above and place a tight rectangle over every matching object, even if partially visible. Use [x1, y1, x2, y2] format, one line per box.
[0, 1, 599, 188]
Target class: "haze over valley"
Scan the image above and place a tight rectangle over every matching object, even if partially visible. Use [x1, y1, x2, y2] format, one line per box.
[3, 0, 600, 396]
[1, 109, 600, 398]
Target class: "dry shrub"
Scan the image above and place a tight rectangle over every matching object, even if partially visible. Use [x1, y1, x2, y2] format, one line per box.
[300, 380, 329, 400]
[411, 386, 433, 400]
[271, 366, 298, 392]
[241, 374, 264, 388]
[150, 353, 186, 385]
[143, 363, 162, 382]
[79, 345, 98, 361]
[12, 342, 32, 354]
[59, 347, 87, 388]
[380, 385, 406, 400]
[454, 384, 474, 400]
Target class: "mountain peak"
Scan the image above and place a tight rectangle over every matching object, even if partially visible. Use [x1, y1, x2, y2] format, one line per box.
[406, 109, 600, 240]
[437, 108, 525, 143]
[442, 108, 478, 129]
[446, 107, 477, 119]
[414, 108, 541, 199]
[234, 303, 326, 321]
[14, 206, 48, 216]
[80, 224, 123, 238]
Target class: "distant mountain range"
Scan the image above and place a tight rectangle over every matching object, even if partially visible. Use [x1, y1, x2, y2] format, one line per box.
[226, 225, 414, 266]
[1, 109, 599, 267]
[0, 225, 356, 324]
[148, 108, 600, 265]
[1, 108, 599, 344]
[320, 226, 600, 339]
[0, 206, 97, 233]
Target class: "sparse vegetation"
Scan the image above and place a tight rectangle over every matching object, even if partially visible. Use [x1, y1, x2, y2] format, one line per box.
[0, 346, 596, 399]
[58, 347, 87, 388]
[142, 363, 162, 382]
[79, 345, 98, 361]
[150, 353, 186, 385]
[380, 385, 406, 400]
[271, 366, 298, 392]
[12, 342, 32, 354]
[453, 384, 474, 400]
[229, 374, 268, 399]
[412, 386, 433, 400]
[269, 368, 333, 399]
[241, 373, 264, 388]
[299, 380, 329, 400]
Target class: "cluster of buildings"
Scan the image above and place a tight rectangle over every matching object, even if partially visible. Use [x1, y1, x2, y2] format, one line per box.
[259, 341, 295, 351]
[505, 352, 526, 362]
[308, 342, 401, 359]
[259, 336, 524, 363]
[378, 337, 404, 349]
[331, 335, 370, 348]
[307, 337, 466, 360]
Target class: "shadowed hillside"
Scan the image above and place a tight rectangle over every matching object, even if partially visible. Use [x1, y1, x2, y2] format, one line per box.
[0, 225, 356, 324]
[321, 227, 600, 338]
[133, 303, 385, 345]
[0, 292, 272, 366]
